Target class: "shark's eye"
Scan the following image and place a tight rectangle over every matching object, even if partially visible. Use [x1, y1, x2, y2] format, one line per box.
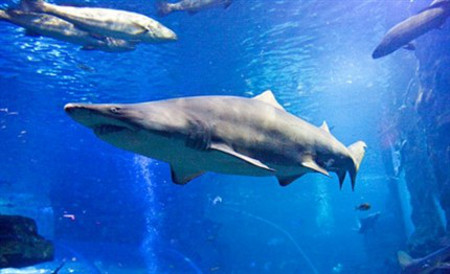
[110, 107, 121, 114]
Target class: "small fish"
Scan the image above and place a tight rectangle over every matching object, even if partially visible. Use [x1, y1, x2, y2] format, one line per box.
[21, 0, 177, 43]
[157, 0, 232, 16]
[0, 9, 136, 52]
[355, 203, 371, 211]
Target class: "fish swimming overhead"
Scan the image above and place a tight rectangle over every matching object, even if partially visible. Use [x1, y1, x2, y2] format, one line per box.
[372, 0, 450, 59]
[157, 0, 232, 16]
[20, 0, 177, 43]
[0, 9, 135, 52]
[64, 90, 366, 189]
[355, 203, 371, 211]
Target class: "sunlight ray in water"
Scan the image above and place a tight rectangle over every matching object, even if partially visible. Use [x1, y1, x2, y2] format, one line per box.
[222, 205, 319, 274]
[134, 155, 158, 272]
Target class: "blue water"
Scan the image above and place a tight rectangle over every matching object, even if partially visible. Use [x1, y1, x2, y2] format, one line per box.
[0, 0, 448, 273]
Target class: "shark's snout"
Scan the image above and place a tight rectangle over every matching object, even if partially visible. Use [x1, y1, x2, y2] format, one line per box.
[64, 102, 140, 136]
[64, 103, 81, 114]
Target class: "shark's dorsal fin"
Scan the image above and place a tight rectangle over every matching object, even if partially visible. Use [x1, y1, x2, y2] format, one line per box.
[320, 121, 330, 133]
[302, 156, 329, 176]
[252, 90, 285, 111]
[277, 173, 306, 186]
[170, 164, 204, 185]
[211, 143, 275, 172]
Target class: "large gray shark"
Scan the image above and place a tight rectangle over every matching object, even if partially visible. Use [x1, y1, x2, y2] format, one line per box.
[157, 0, 232, 16]
[64, 91, 366, 189]
[398, 245, 450, 273]
[372, 0, 450, 59]
[0, 9, 135, 52]
[20, 0, 177, 43]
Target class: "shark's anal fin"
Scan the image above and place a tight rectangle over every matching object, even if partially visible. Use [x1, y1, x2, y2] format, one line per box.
[302, 155, 329, 176]
[210, 143, 275, 172]
[277, 173, 306, 186]
[252, 90, 285, 111]
[170, 164, 204, 185]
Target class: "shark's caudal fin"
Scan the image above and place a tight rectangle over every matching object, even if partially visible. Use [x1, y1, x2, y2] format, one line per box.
[397, 250, 413, 270]
[156, 1, 172, 17]
[347, 141, 367, 190]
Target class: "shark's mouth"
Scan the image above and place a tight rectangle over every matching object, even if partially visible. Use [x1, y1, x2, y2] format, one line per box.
[94, 124, 128, 135]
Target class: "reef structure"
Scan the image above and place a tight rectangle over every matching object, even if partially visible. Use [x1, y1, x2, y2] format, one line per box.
[0, 214, 54, 268]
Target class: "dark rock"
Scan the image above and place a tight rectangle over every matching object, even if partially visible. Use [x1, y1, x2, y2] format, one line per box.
[0, 215, 54, 268]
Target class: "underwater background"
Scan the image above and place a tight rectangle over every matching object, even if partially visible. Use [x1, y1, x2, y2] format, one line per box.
[0, 0, 449, 273]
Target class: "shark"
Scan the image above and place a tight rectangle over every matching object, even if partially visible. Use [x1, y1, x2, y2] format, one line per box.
[64, 90, 366, 189]
[372, 0, 450, 59]
[398, 245, 450, 273]
[156, 0, 232, 16]
[20, 0, 177, 43]
[0, 9, 136, 52]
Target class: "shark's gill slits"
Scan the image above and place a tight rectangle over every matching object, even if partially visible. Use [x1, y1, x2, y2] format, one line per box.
[94, 124, 127, 135]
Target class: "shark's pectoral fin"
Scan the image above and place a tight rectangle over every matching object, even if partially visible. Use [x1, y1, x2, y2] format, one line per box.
[277, 173, 306, 186]
[301, 156, 329, 176]
[131, 22, 149, 35]
[170, 164, 204, 185]
[210, 143, 275, 172]
[402, 42, 416, 51]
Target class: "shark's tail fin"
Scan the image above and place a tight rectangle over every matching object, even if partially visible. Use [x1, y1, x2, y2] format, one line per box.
[19, 0, 45, 12]
[156, 1, 172, 17]
[347, 141, 367, 191]
[397, 250, 413, 270]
